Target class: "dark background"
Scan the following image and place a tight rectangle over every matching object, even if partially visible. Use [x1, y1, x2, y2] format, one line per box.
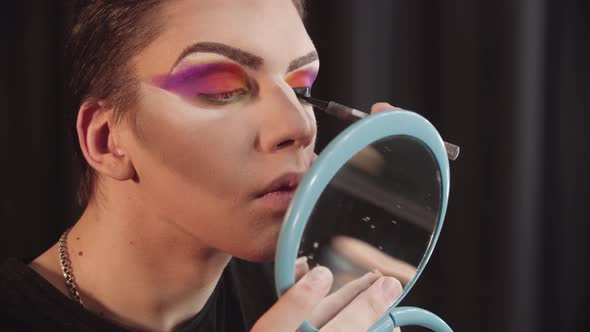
[1, 1, 588, 331]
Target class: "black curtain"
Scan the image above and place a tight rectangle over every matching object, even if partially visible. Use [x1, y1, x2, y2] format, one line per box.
[1, 1, 588, 331]
[0, 2, 81, 259]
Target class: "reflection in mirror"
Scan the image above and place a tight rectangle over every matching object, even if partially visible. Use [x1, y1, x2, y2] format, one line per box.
[298, 135, 442, 293]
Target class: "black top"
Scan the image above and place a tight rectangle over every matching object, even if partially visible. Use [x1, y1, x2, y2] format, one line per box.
[0, 257, 277, 331]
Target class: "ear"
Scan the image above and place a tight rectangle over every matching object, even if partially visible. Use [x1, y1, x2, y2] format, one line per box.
[76, 100, 136, 182]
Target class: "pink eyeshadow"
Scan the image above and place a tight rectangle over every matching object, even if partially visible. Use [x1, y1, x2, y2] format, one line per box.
[286, 70, 318, 88]
[153, 62, 248, 98]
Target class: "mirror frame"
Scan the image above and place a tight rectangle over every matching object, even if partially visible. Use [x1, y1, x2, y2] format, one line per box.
[274, 110, 451, 332]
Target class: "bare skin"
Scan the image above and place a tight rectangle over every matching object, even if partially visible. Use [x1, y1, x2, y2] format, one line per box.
[31, 0, 403, 330]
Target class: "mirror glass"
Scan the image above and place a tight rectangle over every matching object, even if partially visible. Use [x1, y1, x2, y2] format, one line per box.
[298, 135, 442, 292]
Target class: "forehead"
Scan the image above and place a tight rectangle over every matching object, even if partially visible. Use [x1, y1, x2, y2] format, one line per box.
[135, 0, 315, 79]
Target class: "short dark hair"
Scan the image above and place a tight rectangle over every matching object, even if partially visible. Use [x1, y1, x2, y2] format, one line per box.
[66, 0, 307, 206]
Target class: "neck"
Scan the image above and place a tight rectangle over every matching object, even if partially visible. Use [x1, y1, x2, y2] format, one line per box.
[33, 185, 231, 332]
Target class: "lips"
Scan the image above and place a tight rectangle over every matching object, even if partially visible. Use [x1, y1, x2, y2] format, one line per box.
[255, 172, 304, 198]
[251, 172, 303, 213]
[252, 153, 317, 214]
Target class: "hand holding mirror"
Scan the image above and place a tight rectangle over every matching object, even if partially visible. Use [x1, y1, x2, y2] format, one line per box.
[274, 91, 457, 331]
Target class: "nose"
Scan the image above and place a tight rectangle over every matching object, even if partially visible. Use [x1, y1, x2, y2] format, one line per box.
[256, 84, 316, 153]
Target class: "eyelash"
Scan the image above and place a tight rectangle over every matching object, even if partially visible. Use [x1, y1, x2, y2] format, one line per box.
[195, 84, 313, 106]
[197, 88, 249, 105]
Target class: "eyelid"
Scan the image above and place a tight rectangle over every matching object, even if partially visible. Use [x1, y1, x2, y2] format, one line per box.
[285, 71, 318, 89]
[154, 61, 254, 99]
[177, 61, 247, 81]
[196, 88, 250, 105]
[198, 87, 248, 97]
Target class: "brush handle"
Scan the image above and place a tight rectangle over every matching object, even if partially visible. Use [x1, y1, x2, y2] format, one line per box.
[324, 102, 460, 160]
[325, 101, 368, 122]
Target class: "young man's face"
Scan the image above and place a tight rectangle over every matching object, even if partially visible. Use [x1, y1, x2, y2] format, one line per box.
[123, 0, 318, 261]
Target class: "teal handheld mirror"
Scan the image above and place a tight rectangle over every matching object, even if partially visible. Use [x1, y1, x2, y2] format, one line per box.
[274, 102, 456, 331]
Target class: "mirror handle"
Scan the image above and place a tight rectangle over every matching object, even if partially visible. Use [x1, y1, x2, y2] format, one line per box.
[368, 306, 453, 332]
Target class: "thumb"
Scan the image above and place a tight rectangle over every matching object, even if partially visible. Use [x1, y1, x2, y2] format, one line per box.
[251, 266, 333, 332]
[370, 102, 399, 115]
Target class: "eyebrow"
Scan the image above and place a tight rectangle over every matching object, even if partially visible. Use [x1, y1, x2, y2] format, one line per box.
[173, 41, 319, 73]
[287, 50, 319, 73]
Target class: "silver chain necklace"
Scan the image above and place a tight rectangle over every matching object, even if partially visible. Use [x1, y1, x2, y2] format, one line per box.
[58, 228, 84, 305]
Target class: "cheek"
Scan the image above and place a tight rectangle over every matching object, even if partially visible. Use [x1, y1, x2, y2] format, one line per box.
[131, 95, 283, 257]
[132, 86, 256, 204]
[305, 104, 318, 145]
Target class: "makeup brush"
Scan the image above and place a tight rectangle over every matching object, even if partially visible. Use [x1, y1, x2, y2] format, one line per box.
[293, 87, 460, 161]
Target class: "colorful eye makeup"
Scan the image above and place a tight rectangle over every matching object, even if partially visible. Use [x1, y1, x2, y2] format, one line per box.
[154, 62, 251, 105]
[286, 70, 318, 90]
[153, 61, 318, 106]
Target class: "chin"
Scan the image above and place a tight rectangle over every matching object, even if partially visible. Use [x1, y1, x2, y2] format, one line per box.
[231, 246, 276, 263]
[244, 250, 276, 263]
[236, 229, 281, 263]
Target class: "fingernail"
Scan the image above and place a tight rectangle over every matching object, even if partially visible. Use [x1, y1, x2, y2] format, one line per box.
[306, 266, 331, 288]
[295, 256, 308, 267]
[362, 270, 379, 280]
[295, 257, 309, 277]
[381, 277, 402, 300]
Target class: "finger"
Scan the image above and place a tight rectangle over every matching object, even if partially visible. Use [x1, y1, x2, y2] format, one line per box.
[320, 277, 402, 332]
[308, 270, 382, 327]
[331, 236, 417, 285]
[251, 266, 333, 332]
[370, 102, 398, 114]
[309, 152, 319, 166]
[295, 256, 310, 281]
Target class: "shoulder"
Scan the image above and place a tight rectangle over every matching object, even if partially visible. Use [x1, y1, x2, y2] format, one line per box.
[223, 258, 277, 328]
[0, 257, 35, 301]
[0, 258, 127, 332]
[0, 258, 46, 329]
[0, 257, 59, 304]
